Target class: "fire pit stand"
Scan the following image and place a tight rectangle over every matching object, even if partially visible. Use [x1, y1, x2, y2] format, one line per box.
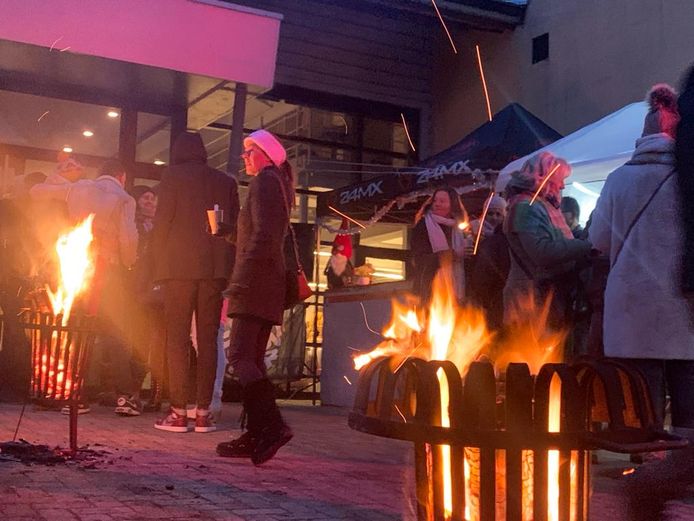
[349, 357, 688, 521]
[23, 310, 97, 453]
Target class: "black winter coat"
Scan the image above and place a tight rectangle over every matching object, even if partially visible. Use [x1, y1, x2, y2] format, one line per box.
[227, 166, 293, 325]
[676, 76, 694, 295]
[152, 133, 239, 282]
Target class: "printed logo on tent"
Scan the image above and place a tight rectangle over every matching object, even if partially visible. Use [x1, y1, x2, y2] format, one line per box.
[416, 160, 472, 185]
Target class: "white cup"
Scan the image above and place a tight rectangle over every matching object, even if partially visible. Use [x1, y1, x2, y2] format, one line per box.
[207, 205, 224, 234]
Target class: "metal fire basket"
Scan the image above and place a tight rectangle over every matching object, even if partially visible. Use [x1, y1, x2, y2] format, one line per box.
[23, 310, 97, 452]
[348, 357, 688, 521]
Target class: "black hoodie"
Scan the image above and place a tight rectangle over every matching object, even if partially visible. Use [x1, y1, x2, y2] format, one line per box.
[152, 132, 239, 281]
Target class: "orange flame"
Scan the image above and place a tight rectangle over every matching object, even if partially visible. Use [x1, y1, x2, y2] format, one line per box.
[46, 214, 95, 325]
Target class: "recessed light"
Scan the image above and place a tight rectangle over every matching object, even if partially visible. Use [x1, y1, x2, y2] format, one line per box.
[153, 160, 165, 166]
[82, 130, 94, 137]
[107, 111, 119, 118]
[62, 146, 73, 153]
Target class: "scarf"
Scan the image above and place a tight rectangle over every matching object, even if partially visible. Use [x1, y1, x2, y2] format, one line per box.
[424, 211, 467, 299]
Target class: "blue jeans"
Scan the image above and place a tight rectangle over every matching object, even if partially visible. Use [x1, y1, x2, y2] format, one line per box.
[619, 358, 694, 429]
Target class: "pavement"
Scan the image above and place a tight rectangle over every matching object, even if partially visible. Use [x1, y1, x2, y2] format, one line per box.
[1, 401, 694, 521]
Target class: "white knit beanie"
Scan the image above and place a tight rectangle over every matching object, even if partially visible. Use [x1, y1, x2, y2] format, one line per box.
[244, 129, 287, 167]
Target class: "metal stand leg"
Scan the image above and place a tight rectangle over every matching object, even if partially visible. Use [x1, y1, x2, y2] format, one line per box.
[69, 404, 78, 453]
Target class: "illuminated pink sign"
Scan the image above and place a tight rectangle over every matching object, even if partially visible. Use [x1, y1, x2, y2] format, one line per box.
[0, 0, 281, 87]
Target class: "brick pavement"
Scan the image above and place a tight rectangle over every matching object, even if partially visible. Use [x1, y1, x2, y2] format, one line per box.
[1, 401, 694, 520]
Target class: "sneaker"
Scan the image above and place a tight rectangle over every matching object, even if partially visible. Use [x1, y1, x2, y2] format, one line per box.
[154, 409, 191, 433]
[194, 411, 217, 433]
[60, 404, 90, 415]
[115, 395, 142, 417]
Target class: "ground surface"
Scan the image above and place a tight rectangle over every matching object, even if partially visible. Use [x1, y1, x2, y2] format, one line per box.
[1, 402, 693, 520]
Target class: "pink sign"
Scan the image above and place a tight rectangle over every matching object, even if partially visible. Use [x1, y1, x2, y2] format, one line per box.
[0, 0, 281, 88]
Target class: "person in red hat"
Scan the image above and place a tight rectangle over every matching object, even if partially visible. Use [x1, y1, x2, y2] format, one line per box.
[325, 219, 354, 289]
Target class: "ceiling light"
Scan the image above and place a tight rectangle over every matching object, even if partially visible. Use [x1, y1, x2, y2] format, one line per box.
[62, 146, 73, 153]
[153, 160, 165, 166]
[107, 111, 119, 118]
[82, 130, 94, 137]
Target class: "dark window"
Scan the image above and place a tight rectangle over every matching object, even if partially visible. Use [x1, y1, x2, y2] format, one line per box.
[532, 33, 549, 64]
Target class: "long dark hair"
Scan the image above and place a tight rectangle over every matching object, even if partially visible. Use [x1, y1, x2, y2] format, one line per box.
[414, 186, 468, 224]
[278, 161, 295, 208]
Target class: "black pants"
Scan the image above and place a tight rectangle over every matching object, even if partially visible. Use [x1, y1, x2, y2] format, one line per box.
[164, 279, 224, 409]
[229, 316, 273, 386]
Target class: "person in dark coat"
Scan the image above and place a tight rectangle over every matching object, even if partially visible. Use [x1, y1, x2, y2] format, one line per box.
[216, 129, 294, 465]
[469, 223, 510, 332]
[152, 132, 239, 434]
[677, 65, 694, 306]
[409, 187, 470, 304]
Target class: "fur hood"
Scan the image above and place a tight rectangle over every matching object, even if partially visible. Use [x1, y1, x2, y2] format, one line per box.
[628, 132, 675, 166]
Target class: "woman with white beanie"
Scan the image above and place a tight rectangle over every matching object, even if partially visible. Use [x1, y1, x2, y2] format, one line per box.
[217, 129, 294, 465]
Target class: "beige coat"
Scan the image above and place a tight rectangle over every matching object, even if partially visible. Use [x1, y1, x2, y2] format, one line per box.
[31, 175, 138, 268]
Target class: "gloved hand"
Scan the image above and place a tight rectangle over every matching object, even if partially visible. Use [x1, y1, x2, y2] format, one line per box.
[212, 221, 234, 237]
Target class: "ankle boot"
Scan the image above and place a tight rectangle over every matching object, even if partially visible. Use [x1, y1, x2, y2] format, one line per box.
[247, 378, 293, 465]
[217, 390, 259, 458]
[143, 379, 162, 412]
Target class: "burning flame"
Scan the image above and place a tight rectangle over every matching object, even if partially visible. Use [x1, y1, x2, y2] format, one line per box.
[46, 215, 95, 325]
[353, 263, 572, 521]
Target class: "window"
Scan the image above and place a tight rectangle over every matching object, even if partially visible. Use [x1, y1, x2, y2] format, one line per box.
[532, 33, 549, 64]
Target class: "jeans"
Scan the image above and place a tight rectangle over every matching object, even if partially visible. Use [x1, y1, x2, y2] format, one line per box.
[164, 279, 225, 409]
[619, 358, 694, 429]
[229, 316, 273, 387]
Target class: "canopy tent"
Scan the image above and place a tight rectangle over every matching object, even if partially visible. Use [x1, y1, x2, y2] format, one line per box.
[496, 102, 649, 222]
[316, 103, 561, 225]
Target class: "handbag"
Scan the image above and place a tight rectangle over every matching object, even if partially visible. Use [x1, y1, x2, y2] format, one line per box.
[270, 171, 314, 308]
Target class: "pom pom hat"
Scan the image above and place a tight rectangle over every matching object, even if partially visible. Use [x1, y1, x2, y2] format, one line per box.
[244, 129, 287, 167]
[642, 83, 679, 138]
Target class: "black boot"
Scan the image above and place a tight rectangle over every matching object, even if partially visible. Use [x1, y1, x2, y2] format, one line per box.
[143, 379, 162, 412]
[247, 378, 293, 465]
[216, 389, 259, 458]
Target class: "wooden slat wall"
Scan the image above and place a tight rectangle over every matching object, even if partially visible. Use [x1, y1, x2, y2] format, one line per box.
[230, 0, 436, 110]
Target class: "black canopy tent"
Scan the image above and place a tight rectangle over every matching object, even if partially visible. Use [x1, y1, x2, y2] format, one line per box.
[316, 103, 562, 224]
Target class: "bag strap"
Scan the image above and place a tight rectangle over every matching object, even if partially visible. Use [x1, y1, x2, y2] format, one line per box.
[611, 171, 675, 268]
[268, 170, 303, 270]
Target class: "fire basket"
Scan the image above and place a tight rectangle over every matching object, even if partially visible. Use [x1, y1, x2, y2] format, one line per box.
[23, 309, 97, 452]
[349, 357, 687, 521]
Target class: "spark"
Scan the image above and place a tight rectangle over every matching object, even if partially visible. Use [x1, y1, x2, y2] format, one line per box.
[49, 36, 63, 51]
[343, 375, 352, 385]
[359, 302, 383, 337]
[431, 0, 458, 54]
[328, 205, 366, 229]
[475, 45, 493, 122]
[59, 46, 71, 52]
[37, 111, 50, 123]
[347, 346, 362, 352]
[473, 191, 494, 255]
[393, 404, 407, 423]
[622, 468, 635, 476]
[530, 163, 562, 205]
[400, 113, 416, 152]
[393, 342, 422, 374]
[338, 115, 348, 135]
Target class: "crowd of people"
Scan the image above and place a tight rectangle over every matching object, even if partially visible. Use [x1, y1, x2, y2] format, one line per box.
[407, 70, 694, 520]
[1, 66, 694, 504]
[0, 128, 297, 466]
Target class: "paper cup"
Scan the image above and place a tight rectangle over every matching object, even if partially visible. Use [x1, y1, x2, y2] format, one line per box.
[207, 210, 219, 234]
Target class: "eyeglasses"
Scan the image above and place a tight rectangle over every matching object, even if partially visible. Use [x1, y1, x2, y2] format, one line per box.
[241, 149, 255, 159]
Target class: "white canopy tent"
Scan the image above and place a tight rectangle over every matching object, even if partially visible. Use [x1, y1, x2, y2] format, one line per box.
[496, 102, 649, 224]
